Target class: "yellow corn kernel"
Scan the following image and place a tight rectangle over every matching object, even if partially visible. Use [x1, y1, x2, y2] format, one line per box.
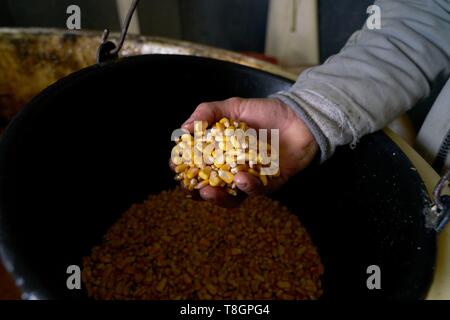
[182, 178, 190, 189]
[239, 121, 248, 131]
[218, 141, 227, 151]
[215, 122, 225, 132]
[224, 128, 235, 137]
[171, 155, 183, 165]
[181, 149, 194, 162]
[209, 173, 221, 187]
[186, 167, 199, 179]
[226, 148, 239, 157]
[259, 174, 268, 186]
[203, 155, 213, 166]
[198, 166, 212, 180]
[218, 170, 234, 184]
[195, 142, 206, 153]
[194, 180, 209, 189]
[180, 140, 193, 149]
[181, 133, 193, 145]
[220, 164, 231, 171]
[189, 178, 198, 189]
[205, 132, 214, 142]
[174, 173, 184, 181]
[229, 136, 240, 149]
[214, 134, 226, 142]
[172, 144, 182, 153]
[194, 120, 208, 133]
[213, 156, 225, 167]
[257, 153, 269, 165]
[226, 159, 236, 168]
[175, 164, 189, 173]
[219, 117, 230, 128]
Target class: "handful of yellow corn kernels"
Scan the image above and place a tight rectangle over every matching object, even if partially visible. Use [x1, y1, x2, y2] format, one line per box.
[171, 117, 279, 196]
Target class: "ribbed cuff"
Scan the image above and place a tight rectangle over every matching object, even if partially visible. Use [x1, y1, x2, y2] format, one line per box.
[270, 89, 358, 163]
[270, 93, 331, 163]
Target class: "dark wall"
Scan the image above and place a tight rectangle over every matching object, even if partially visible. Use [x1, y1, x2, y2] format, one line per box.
[178, 0, 269, 53]
[0, 0, 13, 25]
[319, 0, 374, 62]
[139, 0, 269, 53]
[141, 0, 373, 57]
[138, 0, 183, 39]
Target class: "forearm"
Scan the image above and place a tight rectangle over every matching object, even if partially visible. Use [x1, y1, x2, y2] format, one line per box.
[273, 0, 450, 162]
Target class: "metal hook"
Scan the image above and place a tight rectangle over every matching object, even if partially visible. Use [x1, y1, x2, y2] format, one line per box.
[427, 169, 450, 232]
[432, 169, 450, 212]
[97, 0, 140, 63]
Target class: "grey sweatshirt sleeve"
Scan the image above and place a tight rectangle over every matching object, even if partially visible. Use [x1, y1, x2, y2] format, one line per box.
[272, 0, 450, 162]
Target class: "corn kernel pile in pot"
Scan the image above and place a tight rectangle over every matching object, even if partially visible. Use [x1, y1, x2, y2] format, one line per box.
[82, 188, 323, 300]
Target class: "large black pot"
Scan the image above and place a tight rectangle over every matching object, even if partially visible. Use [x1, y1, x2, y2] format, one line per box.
[0, 54, 437, 299]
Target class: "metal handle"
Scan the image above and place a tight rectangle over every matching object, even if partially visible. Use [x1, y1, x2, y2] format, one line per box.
[97, 0, 140, 63]
[427, 170, 450, 232]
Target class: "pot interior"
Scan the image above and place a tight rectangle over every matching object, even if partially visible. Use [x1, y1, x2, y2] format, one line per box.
[0, 55, 436, 299]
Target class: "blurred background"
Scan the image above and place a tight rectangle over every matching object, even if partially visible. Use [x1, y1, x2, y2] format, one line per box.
[0, 0, 373, 65]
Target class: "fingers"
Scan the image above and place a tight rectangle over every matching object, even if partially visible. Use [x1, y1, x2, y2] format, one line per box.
[170, 160, 282, 207]
[174, 97, 289, 208]
[234, 171, 264, 195]
[169, 158, 243, 207]
[199, 186, 244, 208]
[182, 98, 242, 132]
[196, 172, 283, 208]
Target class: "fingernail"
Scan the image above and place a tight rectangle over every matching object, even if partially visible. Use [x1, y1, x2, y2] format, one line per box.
[182, 120, 193, 129]
[235, 181, 248, 190]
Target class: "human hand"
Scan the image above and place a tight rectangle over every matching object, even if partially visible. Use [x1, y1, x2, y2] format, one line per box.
[171, 97, 318, 207]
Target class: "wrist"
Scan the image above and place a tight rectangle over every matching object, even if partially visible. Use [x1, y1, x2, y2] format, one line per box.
[270, 93, 331, 163]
